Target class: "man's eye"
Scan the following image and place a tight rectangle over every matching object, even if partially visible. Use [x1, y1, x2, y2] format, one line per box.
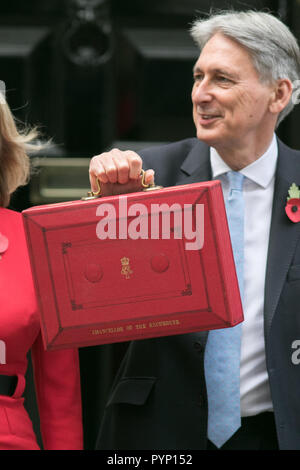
[193, 74, 203, 82]
[217, 76, 231, 83]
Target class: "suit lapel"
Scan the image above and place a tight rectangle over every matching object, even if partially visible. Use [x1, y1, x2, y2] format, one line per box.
[176, 140, 212, 186]
[264, 139, 300, 339]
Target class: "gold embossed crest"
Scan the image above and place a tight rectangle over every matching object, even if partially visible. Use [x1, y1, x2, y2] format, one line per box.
[121, 257, 133, 279]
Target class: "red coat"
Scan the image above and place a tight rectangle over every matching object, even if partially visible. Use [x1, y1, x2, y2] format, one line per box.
[0, 208, 83, 450]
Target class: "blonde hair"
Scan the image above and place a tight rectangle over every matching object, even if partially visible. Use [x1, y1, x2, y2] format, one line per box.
[0, 95, 43, 207]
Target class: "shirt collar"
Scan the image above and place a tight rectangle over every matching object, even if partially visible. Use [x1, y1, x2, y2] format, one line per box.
[210, 134, 278, 188]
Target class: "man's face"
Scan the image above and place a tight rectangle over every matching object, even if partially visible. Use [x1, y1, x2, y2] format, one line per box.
[192, 33, 275, 151]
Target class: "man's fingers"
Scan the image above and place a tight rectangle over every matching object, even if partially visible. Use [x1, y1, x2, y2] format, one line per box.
[112, 154, 130, 184]
[125, 151, 143, 180]
[90, 149, 142, 184]
[100, 151, 120, 183]
[89, 159, 108, 192]
[143, 169, 155, 186]
[89, 149, 155, 196]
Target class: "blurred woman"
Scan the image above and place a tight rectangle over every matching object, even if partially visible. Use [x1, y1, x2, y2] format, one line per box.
[0, 91, 83, 450]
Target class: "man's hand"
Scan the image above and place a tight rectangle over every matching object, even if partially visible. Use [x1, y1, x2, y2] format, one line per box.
[89, 148, 155, 197]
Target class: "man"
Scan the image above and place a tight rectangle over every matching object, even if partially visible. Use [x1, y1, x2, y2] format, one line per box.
[89, 11, 300, 450]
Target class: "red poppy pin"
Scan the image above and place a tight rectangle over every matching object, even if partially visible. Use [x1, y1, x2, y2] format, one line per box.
[285, 183, 300, 223]
[0, 232, 9, 259]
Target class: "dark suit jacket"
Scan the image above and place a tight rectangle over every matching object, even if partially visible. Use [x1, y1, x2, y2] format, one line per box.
[96, 137, 300, 450]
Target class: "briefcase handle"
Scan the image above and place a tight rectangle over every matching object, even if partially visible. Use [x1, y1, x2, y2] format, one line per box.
[82, 170, 163, 200]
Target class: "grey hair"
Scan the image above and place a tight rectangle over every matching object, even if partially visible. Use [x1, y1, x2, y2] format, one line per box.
[190, 10, 300, 127]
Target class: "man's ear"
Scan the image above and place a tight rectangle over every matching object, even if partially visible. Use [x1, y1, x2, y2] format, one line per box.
[269, 79, 293, 114]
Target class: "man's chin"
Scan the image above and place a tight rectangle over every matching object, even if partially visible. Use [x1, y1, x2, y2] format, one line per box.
[195, 128, 221, 147]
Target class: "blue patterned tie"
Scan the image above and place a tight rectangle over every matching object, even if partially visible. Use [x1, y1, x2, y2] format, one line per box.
[204, 171, 245, 448]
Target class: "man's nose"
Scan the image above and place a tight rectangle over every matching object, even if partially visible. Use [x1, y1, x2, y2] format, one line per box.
[192, 79, 213, 103]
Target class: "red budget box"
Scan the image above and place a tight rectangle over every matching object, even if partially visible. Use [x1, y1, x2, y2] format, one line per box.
[22, 181, 243, 350]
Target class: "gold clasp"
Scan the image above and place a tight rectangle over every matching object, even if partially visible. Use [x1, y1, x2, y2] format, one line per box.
[81, 178, 102, 200]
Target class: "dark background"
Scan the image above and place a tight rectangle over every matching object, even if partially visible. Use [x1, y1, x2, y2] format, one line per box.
[2, 0, 299, 449]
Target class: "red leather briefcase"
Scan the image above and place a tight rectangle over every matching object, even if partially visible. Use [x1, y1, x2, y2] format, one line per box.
[22, 180, 243, 350]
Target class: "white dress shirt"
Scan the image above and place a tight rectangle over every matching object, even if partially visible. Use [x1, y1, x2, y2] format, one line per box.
[210, 134, 278, 416]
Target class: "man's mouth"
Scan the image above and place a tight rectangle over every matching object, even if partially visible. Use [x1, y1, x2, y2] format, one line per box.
[197, 113, 222, 125]
[197, 107, 221, 117]
[201, 114, 220, 119]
